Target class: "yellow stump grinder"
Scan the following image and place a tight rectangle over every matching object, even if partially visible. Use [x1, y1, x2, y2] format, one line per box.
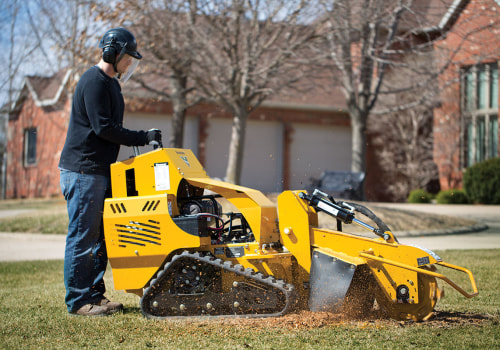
[103, 144, 478, 321]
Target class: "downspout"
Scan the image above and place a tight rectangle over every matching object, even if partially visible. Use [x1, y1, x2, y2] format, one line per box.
[2, 109, 7, 199]
[2, 152, 6, 200]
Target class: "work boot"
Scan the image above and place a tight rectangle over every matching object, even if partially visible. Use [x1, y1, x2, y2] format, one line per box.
[99, 298, 123, 313]
[71, 303, 110, 317]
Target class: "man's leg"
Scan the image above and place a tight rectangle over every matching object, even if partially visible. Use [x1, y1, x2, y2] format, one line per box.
[60, 170, 110, 313]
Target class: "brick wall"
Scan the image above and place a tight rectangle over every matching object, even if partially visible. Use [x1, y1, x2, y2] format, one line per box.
[433, 0, 500, 190]
[6, 97, 70, 198]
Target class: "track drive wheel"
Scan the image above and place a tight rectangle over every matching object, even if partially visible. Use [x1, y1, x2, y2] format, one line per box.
[140, 251, 296, 319]
[375, 266, 442, 321]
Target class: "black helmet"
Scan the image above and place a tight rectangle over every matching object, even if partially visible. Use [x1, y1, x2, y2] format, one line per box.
[99, 27, 142, 66]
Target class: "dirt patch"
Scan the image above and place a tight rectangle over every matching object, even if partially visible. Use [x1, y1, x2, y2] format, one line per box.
[193, 309, 496, 330]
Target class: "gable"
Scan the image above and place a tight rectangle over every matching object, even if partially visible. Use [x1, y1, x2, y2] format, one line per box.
[25, 69, 71, 107]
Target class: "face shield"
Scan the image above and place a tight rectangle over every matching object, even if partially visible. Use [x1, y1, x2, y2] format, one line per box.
[117, 56, 140, 84]
[115, 48, 141, 84]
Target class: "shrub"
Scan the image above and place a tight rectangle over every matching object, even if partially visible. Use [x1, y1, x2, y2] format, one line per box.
[408, 189, 433, 203]
[435, 189, 469, 204]
[463, 157, 500, 204]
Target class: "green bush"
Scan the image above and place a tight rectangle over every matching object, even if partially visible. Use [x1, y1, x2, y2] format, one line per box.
[408, 189, 433, 203]
[435, 189, 469, 204]
[463, 157, 500, 204]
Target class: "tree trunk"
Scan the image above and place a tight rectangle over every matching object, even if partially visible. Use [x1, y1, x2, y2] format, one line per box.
[225, 106, 248, 185]
[348, 102, 369, 200]
[349, 104, 368, 174]
[169, 71, 187, 148]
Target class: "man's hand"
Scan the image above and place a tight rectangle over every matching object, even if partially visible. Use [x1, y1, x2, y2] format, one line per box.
[146, 129, 162, 146]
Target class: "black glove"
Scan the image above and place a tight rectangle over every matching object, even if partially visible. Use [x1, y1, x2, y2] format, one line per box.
[146, 128, 162, 146]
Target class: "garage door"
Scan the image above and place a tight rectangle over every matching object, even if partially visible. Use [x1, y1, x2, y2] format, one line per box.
[204, 118, 283, 193]
[289, 123, 351, 191]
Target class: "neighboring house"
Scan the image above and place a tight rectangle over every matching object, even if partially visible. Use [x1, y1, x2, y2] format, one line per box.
[5, 70, 72, 198]
[432, 0, 500, 190]
[5, 69, 351, 199]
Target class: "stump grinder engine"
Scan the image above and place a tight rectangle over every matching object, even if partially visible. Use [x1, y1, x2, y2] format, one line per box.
[103, 144, 478, 321]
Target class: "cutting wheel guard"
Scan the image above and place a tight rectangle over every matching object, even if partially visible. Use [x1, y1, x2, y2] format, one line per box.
[297, 189, 478, 319]
[360, 252, 479, 298]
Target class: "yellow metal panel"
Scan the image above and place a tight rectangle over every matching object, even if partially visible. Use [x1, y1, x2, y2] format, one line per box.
[311, 247, 366, 266]
[311, 228, 439, 267]
[103, 193, 205, 290]
[164, 148, 207, 178]
[277, 191, 317, 272]
[109, 148, 209, 198]
[112, 267, 160, 292]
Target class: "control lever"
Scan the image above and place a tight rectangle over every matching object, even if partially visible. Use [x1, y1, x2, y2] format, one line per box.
[133, 133, 163, 157]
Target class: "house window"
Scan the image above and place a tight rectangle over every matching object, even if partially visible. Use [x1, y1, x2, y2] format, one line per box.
[24, 127, 37, 166]
[461, 63, 498, 167]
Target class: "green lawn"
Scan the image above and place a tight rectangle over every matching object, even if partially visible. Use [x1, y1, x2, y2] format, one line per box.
[0, 199, 67, 234]
[0, 250, 499, 349]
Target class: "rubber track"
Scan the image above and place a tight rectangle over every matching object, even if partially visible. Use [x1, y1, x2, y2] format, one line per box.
[140, 250, 297, 320]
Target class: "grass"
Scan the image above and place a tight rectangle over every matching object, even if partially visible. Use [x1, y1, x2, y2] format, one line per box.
[0, 199, 67, 234]
[0, 250, 499, 349]
[0, 198, 477, 235]
[0, 212, 68, 234]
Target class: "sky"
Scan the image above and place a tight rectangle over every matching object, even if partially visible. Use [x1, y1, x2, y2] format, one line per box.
[0, 0, 74, 110]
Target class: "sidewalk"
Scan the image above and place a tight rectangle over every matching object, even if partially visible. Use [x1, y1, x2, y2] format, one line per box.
[374, 202, 500, 223]
[370, 202, 500, 250]
[0, 232, 65, 261]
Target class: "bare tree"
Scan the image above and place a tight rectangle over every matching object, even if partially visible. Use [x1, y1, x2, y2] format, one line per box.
[0, 0, 40, 110]
[25, 0, 101, 89]
[0, 0, 99, 106]
[433, 110, 462, 190]
[319, 0, 429, 176]
[370, 105, 438, 201]
[0, 0, 99, 198]
[366, 43, 441, 201]
[187, 0, 320, 184]
[319, 0, 500, 199]
[98, 0, 202, 148]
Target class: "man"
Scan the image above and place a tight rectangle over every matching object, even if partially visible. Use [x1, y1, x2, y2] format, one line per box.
[59, 27, 161, 316]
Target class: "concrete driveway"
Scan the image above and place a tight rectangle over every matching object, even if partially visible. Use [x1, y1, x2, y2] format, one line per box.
[380, 203, 500, 251]
[0, 203, 499, 262]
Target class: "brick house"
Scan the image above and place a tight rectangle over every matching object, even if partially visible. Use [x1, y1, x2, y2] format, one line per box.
[5, 70, 72, 198]
[5, 69, 352, 199]
[432, 0, 500, 189]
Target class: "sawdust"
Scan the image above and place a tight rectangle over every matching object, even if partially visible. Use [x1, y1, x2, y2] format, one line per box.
[196, 309, 495, 330]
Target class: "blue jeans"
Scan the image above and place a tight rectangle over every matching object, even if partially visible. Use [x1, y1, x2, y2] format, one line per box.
[60, 170, 111, 313]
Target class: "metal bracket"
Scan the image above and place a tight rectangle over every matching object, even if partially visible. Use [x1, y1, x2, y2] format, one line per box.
[308, 249, 357, 312]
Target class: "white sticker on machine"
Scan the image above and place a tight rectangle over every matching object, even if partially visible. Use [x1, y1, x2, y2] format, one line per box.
[154, 162, 170, 191]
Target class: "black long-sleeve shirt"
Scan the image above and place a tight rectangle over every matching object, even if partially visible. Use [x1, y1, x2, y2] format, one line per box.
[59, 65, 147, 176]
